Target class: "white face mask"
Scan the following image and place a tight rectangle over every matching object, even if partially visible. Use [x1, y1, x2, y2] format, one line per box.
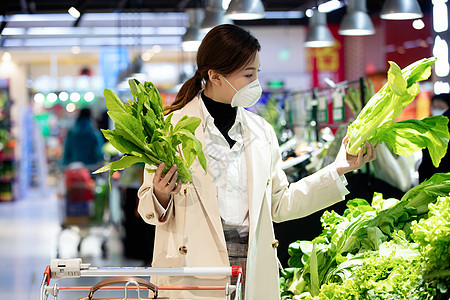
[432, 108, 446, 116]
[222, 76, 262, 108]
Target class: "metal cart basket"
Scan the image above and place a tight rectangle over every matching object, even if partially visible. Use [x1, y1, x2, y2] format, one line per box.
[40, 258, 243, 300]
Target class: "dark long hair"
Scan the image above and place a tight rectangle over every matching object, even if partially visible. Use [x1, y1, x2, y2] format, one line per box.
[166, 24, 261, 114]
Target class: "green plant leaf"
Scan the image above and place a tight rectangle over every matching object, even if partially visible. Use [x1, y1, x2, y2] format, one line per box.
[346, 57, 438, 156]
[174, 115, 202, 135]
[310, 242, 320, 296]
[104, 89, 130, 114]
[380, 116, 449, 167]
[101, 129, 144, 156]
[108, 111, 148, 150]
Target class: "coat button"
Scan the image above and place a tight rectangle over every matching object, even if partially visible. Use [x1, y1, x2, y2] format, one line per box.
[179, 246, 188, 255]
[272, 239, 279, 248]
[146, 213, 155, 220]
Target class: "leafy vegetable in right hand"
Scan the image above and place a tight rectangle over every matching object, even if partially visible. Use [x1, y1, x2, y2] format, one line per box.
[346, 57, 449, 168]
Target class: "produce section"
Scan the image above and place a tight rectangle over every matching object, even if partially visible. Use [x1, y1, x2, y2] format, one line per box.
[280, 173, 450, 299]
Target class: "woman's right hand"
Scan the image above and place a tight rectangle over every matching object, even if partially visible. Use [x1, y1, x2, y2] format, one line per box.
[153, 162, 182, 208]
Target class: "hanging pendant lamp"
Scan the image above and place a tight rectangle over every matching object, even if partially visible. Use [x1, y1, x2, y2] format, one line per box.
[380, 0, 423, 20]
[182, 8, 205, 52]
[201, 0, 233, 33]
[339, 0, 375, 36]
[304, 8, 335, 48]
[225, 0, 265, 20]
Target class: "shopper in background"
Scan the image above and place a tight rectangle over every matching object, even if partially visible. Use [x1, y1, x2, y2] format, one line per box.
[137, 24, 376, 300]
[62, 108, 104, 172]
[418, 93, 450, 182]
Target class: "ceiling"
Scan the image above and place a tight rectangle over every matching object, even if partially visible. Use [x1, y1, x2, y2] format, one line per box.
[0, 0, 433, 56]
[0, 0, 432, 21]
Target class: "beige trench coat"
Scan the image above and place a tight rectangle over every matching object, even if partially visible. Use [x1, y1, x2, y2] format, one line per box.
[137, 95, 347, 299]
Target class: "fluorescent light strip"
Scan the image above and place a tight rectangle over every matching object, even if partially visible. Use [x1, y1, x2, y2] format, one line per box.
[3, 26, 186, 37]
[264, 11, 304, 19]
[1, 28, 26, 35]
[318, 0, 344, 13]
[6, 12, 186, 23]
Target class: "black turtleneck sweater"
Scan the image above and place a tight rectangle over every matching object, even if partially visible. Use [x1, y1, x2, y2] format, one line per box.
[201, 92, 237, 148]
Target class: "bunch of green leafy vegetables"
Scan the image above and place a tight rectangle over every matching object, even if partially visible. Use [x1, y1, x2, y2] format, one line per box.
[346, 57, 449, 168]
[94, 79, 206, 184]
[280, 172, 450, 299]
[411, 195, 450, 285]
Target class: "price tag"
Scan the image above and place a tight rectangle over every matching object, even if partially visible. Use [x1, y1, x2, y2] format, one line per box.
[317, 96, 328, 124]
[332, 92, 345, 122]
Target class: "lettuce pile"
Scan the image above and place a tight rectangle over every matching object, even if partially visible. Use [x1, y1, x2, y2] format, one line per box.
[280, 173, 450, 299]
[346, 57, 449, 168]
[94, 79, 207, 184]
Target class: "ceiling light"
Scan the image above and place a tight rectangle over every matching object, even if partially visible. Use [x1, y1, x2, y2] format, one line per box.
[34, 93, 45, 103]
[59, 92, 69, 101]
[182, 8, 205, 52]
[2, 52, 11, 61]
[201, 0, 233, 33]
[304, 8, 335, 48]
[68, 7, 81, 19]
[70, 92, 80, 102]
[225, 0, 265, 20]
[412, 19, 425, 30]
[339, 0, 375, 36]
[66, 103, 76, 113]
[380, 0, 423, 20]
[47, 93, 57, 103]
[84, 92, 95, 102]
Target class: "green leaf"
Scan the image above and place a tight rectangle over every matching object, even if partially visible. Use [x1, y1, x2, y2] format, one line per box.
[93, 155, 145, 174]
[174, 115, 202, 135]
[128, 78, 146, 99]
[387, 61, 406, 95]
[104, 89, 130, 114]
[173, 129, 207, 171]
[108, 111, 148, 151]
[310, 242, 320, 296]
[101, 129, 144, 156]
[380, 116, 449, 168]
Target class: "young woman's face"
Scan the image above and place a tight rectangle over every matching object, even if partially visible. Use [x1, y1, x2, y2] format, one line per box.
[222, 52, 260, 104]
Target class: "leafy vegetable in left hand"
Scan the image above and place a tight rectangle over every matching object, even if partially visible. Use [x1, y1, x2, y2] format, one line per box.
[94, 79, 207, 184]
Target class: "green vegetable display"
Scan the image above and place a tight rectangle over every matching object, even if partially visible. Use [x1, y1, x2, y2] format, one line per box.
[280, 173, 450, 299]
[346, 57, 450, 168]
[94, 79, 207, 184]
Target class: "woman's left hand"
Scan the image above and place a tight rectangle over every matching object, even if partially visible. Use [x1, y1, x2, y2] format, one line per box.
[334, 136, 377, 176]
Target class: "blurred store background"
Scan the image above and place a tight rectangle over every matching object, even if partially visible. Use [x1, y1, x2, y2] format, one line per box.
[0, 0, 447, 299]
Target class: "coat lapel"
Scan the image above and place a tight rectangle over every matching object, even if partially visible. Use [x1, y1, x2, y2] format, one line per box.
[173, 97, 227, 250]
[241, 110, 272, 243]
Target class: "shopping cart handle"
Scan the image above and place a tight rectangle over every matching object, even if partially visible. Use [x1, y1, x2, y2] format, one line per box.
[50, 258, 91, 279]
[231, 265, 243, 282]
[44, 265, 51, 286]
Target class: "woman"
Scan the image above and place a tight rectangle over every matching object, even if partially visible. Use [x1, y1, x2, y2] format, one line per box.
[137, 24, 375, 299]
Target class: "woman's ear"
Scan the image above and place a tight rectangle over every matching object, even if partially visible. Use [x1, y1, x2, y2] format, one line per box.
[207, 69, 221, 86]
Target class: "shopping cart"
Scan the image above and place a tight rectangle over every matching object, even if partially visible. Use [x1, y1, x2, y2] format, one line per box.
[40, 258, 243, 300]
[56, 162, 110, 258]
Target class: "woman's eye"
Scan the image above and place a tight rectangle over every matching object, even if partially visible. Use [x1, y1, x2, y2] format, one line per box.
[245, 74, 253, 78]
